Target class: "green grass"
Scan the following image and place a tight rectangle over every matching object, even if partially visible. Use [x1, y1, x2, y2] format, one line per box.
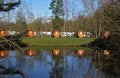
[21, 37, 95, 46]
[23, 45, 94, 51]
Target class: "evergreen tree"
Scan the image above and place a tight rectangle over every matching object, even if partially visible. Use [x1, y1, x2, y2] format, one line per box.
[0, 0, 21, 12]
[49, 0, 64, 31]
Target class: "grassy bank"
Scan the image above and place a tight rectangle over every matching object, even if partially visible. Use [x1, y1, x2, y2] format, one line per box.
[23, 45, 94, 51]
[21, 37, 95, 46]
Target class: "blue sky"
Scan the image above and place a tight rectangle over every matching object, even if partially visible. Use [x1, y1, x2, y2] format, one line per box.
[20, 0, 98, 19]
[2, 0, 98, 18]
[21, 0, 85, 18]
[22, 0, 52, 18]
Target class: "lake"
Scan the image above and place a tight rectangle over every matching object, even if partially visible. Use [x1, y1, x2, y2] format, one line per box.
[0, 48, 120, 78]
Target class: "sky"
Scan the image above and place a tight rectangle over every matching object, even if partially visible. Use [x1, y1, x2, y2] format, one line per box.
[21, 0, 86, 19]
[22, 0, 52, 18]
[1, 0, 99, 18]
[0, 0, 87, 22]
[1, 0, 99, 20]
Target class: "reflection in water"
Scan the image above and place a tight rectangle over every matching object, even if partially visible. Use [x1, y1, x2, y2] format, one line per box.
[77, 50, 85, 57]
[52, 49, 60, 56]
[0, 49, 119, 78]
[25, 49, 35, 57]
[50, 49, 63, 78]
[103, 50, 110, 56]
[92, 50, 120, 77]
[0, 50, 8, 58]
[0, 65, 24, 78]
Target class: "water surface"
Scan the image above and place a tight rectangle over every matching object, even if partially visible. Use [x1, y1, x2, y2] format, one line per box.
[0, 49, 119, 78]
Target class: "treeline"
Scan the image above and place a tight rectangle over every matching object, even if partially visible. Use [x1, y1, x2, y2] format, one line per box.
[0, 0, 119, 38]
[89, 0, 120, 56]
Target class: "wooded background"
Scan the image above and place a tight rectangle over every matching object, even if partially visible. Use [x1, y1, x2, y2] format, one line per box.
[0, 0, 119, 38]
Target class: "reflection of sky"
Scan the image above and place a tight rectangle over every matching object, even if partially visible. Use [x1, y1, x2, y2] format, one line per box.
[65, 56, 92, 78]
[0, 50, 117, 78]
[21, 50, 53, 78]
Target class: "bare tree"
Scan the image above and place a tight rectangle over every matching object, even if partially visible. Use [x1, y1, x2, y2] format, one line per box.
[15, 1, 36, 32]
[30, 17, 44, 36]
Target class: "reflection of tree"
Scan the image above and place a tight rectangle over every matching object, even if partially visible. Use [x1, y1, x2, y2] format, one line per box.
[0, 65, 24, 78]
[102, 53, 120, 77]
[92, 50, 120, 77]
[50, 54, 64, 78]
[22, 54, 36, 78]
[27, 58, 35, 72]
[35, 50, 48, 65]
